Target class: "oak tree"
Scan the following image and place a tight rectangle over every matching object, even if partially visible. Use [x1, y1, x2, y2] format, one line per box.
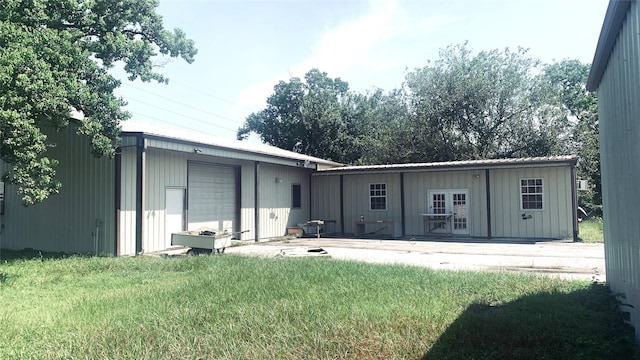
[1, 0, 196, 205]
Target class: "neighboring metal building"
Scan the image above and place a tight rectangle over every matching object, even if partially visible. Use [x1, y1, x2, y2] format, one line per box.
[587, 0, 640, 342]
[311, 156, 579, 241]
[0, 121, 341, 255]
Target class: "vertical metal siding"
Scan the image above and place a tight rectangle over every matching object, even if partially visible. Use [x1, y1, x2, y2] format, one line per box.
[598, 1, 640, 342]
[2, 126, 115, 254]
[404, 170, 486, 237]
[310, 175, 342, 233]
[119, 147, 137, 256]
[257, 164, 312, 239]
[240, 164, 255, 241]
[341, 173, 403, 236]
[490, 167, 572, 239]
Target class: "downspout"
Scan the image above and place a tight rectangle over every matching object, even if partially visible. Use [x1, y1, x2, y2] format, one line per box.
[340, 175, 345, 235]
[135, 135, 146, 254]
[485, 169, 492, 239]
[115, 148, 122, 256]
[400, 172, 406, 237]
[570, 163, 579, 241]
[254, 161, 260, 242]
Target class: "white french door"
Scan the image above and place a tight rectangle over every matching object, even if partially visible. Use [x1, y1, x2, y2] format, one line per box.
[427, 190, 470, 235]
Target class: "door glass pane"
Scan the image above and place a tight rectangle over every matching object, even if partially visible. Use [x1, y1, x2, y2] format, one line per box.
[453, 193, 467, 230]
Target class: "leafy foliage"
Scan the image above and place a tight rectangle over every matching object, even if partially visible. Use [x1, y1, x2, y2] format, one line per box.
[240, 44, 600, 212]
[0, 0, 196, 205]
[404, 43, 569, 161]
[237, 69, 375, 163]
[543, 59, 601, 215]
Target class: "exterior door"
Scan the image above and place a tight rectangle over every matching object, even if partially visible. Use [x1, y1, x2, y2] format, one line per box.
[428, 190, 470, 235]
[166, 188, 185, 248]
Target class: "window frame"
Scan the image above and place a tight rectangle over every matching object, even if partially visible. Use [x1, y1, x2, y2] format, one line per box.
[369, 183, 387, 211]
[292, 183, 302, 209]
[520, 178, 544, 211]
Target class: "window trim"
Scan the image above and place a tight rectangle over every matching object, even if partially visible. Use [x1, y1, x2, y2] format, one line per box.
[520, 178, 544, 211]
[292, 183, 302, 209]
[369, 183, 387, 211]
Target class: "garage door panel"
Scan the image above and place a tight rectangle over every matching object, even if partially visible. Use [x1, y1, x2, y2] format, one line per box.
[188, 163, 237, 232]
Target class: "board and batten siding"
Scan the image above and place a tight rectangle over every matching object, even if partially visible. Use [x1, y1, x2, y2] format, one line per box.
[490, 166, 572, 239]
[596, 0, 640, 341]
[1, 126, 115, 254]
[404, 170, 487, 237]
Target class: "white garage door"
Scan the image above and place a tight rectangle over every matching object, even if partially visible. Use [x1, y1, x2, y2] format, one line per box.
[188, 162, 238, 232]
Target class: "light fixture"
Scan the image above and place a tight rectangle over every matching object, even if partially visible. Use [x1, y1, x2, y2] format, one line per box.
[275, 177, 283, 183]
[193, 148, 202, 154]
[473, 174, 480, 179]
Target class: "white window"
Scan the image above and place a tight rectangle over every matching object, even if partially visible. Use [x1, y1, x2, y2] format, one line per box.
[520, 178, 543, 210]
[369, 183, 387, 211]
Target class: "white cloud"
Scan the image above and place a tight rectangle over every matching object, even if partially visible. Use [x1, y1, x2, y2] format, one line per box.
[234, 0, 456, 116]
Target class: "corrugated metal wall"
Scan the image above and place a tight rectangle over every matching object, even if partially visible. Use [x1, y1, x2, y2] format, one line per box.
[404, 170, 486, 237]
[597, 1, 640, 342]
[490, 166, 573, 239]
[1, 126, 115, 254]
[119, 146, 137, 256]
[312, 166, 573, 240]
[257, 164, 312, 239]
[119, 145, 313, 251]
[311, 175, 342, 232]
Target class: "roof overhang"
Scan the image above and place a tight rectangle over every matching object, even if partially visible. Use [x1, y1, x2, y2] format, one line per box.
[587, 0, 634, 91]
[312, 156, 578, 176]
[118, 121, 343, 169]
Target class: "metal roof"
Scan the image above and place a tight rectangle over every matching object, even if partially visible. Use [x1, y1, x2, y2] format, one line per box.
[587, 0, 634, 91]
[314, 155, 578, 175]
[119, 121, 343, 167]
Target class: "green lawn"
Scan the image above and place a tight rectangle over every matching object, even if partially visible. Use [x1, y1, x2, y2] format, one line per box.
[579, 218, 605, 243]
[0, 251, 637, 359]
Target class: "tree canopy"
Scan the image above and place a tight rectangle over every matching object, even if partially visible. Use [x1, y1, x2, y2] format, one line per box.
[240, 44, 600, 213]
[1, 0, 196, 205]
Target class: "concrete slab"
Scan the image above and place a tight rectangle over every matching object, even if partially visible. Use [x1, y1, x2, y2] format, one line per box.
[225, 238, 605, 281]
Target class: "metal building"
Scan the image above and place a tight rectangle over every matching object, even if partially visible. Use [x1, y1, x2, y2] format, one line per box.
[587, 0, 640, 342]
[311, 156, 578, 241]
[0, 121, 340, 255]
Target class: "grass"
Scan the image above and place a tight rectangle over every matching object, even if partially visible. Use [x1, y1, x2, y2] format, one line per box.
[579, 218, 605, 243]
[0, 250, 637, 359]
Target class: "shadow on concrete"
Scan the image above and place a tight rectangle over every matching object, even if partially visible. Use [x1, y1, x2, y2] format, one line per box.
[421, 283, 638, 360]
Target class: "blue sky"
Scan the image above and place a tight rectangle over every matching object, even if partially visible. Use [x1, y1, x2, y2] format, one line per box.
[113, 0, 609, 140]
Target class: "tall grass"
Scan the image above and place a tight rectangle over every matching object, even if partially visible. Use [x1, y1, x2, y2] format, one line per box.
[579, 218, 604, 243]
[0, 251, 636, 359]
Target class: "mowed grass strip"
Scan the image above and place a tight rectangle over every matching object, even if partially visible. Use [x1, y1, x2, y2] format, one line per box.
[0, 251, 637, 360]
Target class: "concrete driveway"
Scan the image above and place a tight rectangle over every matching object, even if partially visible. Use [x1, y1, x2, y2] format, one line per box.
[225, 238, 605, 281]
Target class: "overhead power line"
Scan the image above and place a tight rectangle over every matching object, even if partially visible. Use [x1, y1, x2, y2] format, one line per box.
[119, 94, 240, 133]
[168, 79, 255, 112]
[121, 82, 247, 125]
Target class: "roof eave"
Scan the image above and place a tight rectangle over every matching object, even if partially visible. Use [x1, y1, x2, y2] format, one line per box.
[120, 130, 343, 168]
[587, 0, 634, 91]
